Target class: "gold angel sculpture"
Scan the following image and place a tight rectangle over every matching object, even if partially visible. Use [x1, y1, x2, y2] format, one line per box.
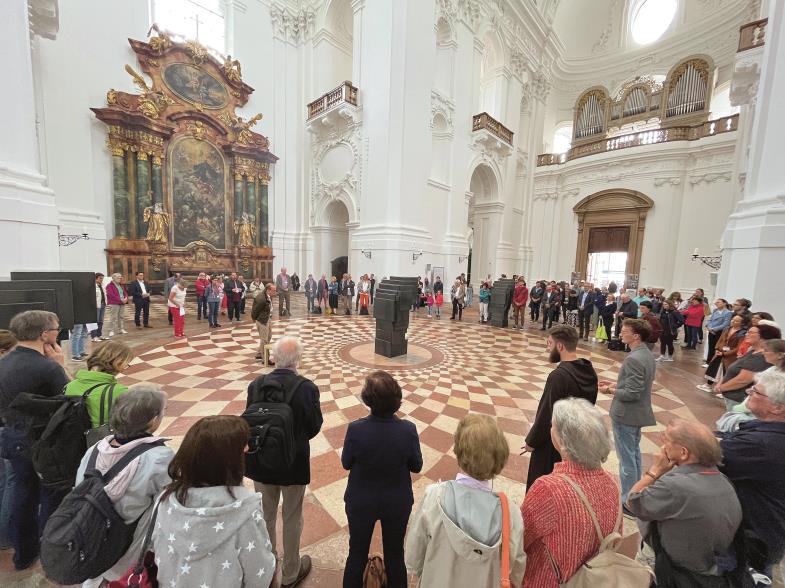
[234, 213, 257, 248]
[223, 54, 243, 83]
[124, 64, 173, 119]
[144, 202, 170, 244]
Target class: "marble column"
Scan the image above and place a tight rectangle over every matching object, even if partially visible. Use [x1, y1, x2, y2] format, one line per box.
[111, 147, 129, 239]
[234, 174, 245, 220]
[718, 4, 785, 319]
[246, 176, 257, 240]
[259, 183, 269, 247]
[136, 152, 151, 239]
[0, 0, 59, 276]
[151, 156, 163, 206]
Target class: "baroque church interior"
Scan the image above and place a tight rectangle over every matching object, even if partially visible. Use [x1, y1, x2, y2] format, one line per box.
[2, 0, 785, 586]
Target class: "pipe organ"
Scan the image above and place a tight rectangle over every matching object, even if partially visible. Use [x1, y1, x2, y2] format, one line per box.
[572, 55, 713, 145]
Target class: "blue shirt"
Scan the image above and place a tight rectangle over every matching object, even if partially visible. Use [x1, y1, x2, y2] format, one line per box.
[707, 308, 732, 332]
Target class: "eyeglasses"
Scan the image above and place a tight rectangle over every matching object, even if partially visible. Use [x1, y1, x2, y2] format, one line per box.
[747, 386, 768, 398]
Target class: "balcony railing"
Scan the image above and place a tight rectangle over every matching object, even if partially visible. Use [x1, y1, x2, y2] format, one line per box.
[472, 112, 514, 145]
[536, 114, 739, 167]
[738, 18, 767, 52]
[307, 81, 358, 120]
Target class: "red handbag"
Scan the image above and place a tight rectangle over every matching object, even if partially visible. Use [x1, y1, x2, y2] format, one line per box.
[108, 498, 161, 588]
[498, 492, 511, 588]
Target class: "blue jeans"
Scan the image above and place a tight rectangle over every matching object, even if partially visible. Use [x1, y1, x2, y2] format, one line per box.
[197, 295, 207, 319]
[70, 323, 88, 358]
[90, 304, 106, 338]
[0, 437, 16, 549]
[612, 420, 642, 502]
[684, 325, 700, 348]
[0, 428, 67, 568]
[208, 301, 220, 326]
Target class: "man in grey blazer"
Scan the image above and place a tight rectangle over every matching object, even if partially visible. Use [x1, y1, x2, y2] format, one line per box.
[599, 318, 656, 507]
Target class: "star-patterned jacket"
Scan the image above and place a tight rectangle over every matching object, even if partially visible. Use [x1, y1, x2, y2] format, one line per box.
[152, 485, 275, 588]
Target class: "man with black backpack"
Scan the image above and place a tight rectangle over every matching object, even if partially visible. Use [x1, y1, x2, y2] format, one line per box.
[0, 310, 70, 570]
[243, 336, 323, 588]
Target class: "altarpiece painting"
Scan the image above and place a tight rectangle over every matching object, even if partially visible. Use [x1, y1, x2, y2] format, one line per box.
[92, 28, 277, 283]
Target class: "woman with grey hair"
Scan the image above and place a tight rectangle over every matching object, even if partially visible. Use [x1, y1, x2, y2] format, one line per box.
[521, 398, 622, 587]
[104, 273, 128, 338]
[74, 384, 173, 587]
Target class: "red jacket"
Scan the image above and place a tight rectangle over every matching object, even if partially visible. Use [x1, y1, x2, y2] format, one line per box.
[682, 304, 705, 328]
[513, 285, 529, 307]
[195, 278, 211, 297]
[105, 282, 126, 305]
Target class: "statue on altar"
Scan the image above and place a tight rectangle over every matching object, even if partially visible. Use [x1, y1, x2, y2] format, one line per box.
[234, 212, 256, 248]
[144, 202, 171, 244]
[223, 54, 243, 83]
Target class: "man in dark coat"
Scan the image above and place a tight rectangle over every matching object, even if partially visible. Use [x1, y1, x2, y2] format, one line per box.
[524, 325, 599, 492]
[245, 336, 323, 587]
[128, 271, 153, 328]
[540, 282, 562, 330]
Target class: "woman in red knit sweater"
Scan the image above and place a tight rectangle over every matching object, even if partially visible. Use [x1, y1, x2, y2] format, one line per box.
[681, 297, 706, 350]
[521, 397, 621, 587]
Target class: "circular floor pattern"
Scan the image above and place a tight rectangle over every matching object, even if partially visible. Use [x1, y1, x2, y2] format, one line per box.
[338, 340, 445, 370]
[119, 313, 705, 570]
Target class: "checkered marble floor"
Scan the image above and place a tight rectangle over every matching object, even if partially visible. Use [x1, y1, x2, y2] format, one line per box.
[112, 302, 718, 572]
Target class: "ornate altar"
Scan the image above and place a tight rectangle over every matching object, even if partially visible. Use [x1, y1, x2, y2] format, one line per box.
[92, 28, 277, 283]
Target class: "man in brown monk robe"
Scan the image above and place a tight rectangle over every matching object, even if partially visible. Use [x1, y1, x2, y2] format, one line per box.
[523, 325, 599, 492]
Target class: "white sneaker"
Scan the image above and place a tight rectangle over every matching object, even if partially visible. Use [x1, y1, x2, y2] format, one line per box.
[121, 329, 129, 334]
[701, 363, 709, 368]
[697, 384, 713, 392]
[661, 355, 674, 362]
[108, 332, 114, 337]
[655, 355, 665, 362]
[91, 337, 100, 342]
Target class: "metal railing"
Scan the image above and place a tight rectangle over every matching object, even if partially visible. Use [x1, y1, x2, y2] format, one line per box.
[307, 81, 358, 120]
[536, 114, 739, 167]
[738, 18, 767, 52]
[472, 112, 514, 145]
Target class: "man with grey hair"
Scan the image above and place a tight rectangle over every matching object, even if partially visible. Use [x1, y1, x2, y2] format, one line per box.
[0, 310, 70, 570]
[627, 420, 742, 582]
[245, 336, 323, 587]
[275, 266, 291, 317]
[251, 282, 275, 364]
[719, 368, 785, 580]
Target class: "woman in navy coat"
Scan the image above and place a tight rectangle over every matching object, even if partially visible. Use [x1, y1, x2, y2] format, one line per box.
[341, 371, 423, 587]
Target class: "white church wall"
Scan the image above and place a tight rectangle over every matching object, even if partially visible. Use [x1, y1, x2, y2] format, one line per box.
[532, 133, 737, 293]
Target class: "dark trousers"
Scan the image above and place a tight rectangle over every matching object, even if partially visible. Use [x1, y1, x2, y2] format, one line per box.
[370, 288, 374, 304]
[451, 299, 463, 320]
[578, 309, 592, 338]
[684, 325, 700, 348]
[530, 301, 541, 321]
[542, 307, 558, 329]
[660, 331, 675, 356]
[1, 429, 66, 568]
[343, 502, 411, 588]
[229, 300, 241, 321]
[602, 315, 614, 338]
[197, 295, 207, 319]
[134, 299, 150, 326]
[240, 297, 247, 314]
[91, 304, 106, 338]
[705, 355, 723, 381]
[707, 331, 721, 360]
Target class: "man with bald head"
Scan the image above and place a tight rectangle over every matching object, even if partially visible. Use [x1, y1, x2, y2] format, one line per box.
[626, 419, 742, 583]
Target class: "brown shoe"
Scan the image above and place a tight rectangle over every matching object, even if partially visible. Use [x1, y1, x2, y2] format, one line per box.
[281, 555, 311, 588]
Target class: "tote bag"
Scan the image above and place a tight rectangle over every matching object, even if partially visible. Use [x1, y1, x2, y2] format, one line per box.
[596, 324, 608, 341]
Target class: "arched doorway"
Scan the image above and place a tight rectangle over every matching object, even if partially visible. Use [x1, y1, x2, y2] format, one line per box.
[324, 200, 349, 278]
[573, 189, 654, 288]
[468, 164, 500, 284]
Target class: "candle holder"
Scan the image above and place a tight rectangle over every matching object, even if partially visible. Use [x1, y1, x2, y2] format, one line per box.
[58, 232, 90, 247]
[691, 253, 722, 270]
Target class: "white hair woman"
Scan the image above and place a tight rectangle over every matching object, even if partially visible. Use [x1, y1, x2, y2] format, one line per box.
[75, 384, 173, 587]
[104, 273, 128, 337]
[521, 397, 620, 587]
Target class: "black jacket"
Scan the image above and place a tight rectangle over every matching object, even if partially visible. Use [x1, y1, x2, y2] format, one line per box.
[577, 290, 596, 311]
[128, 280, 152, 304]
[342, 415, 422, 509]
[251, 294, 272, 324]
[245, 369, 323, 485]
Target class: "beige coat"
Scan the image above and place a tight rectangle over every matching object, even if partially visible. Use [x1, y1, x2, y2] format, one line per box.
[405, 481, 526, 588]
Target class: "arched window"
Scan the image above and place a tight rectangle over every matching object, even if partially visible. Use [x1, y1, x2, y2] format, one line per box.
[630, 0, 677, 46]
[710, 82, 740, 119]
[553, 124, 573, 154]
[151, 0, 226, 54]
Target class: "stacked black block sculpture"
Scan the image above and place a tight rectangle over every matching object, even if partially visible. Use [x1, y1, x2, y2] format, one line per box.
[373, 276, 419, 357]
[489, 278, 515, 328]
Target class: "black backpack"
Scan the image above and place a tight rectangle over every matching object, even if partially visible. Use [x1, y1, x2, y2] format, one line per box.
[242, 375, 304, 482]
[31, 383, 107, 491]
[40, 441, 164, 585]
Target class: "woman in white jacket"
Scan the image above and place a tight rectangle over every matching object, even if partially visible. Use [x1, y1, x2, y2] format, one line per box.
[152, 415, 275, 588]
[405, 414, 526, 587]
[76, 384, 173, 588]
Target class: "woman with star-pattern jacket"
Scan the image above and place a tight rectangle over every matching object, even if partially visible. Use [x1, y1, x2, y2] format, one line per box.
[152, 416, 275, 588]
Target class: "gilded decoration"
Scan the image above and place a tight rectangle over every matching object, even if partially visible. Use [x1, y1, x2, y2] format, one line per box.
[91, 27, 278, 281]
